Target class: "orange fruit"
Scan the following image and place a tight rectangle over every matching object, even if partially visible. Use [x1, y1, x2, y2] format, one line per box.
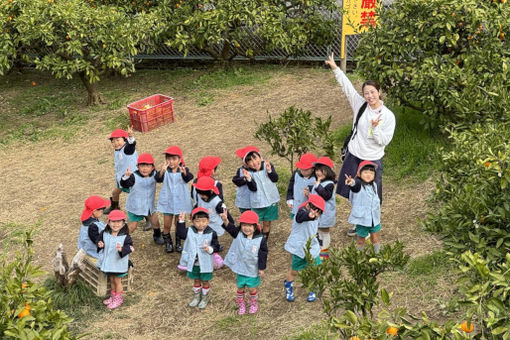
[18, 308, 30, 318]
[485, 161, 491, 167]
[349, 337, 360, 340]
[66, 35, 70, 40]
[386, 326, 398, 336]
[21, 282, 28, 289]
[501, 0, 506, 3]
[461, 321, 474, 333]
[499, 32, 505, 40]
[32, 81, 36, 86]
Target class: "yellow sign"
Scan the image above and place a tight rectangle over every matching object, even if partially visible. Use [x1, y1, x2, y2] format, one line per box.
[341, 0, 378, 58]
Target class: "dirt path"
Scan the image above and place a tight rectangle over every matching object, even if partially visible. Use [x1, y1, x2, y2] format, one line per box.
[0, 69, 441, 339]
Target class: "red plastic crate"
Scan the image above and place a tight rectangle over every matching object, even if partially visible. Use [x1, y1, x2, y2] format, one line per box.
[127, 94, 175, 132]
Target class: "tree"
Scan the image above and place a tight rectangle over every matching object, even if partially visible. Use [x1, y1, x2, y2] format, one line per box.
[355, 0, 510, 128]
[2, 0, 158, 105]
[157, 0, 339, 62]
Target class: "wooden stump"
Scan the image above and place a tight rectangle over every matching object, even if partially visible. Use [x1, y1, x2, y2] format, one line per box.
[51, 244, 87, 287]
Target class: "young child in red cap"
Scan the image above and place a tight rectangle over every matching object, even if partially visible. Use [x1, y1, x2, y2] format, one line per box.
[235, 146, 280, 239]
[191, 156, 223, 203]
[97, 210, 134, 310]
[311, 156, 337, 260]
[176, 207, 221, 309]
[286, 153, 317, 219]
[345, 161, 382, 254]
[156, 146, 194, 253]
[220, 210, 268, 315]
[232, 151, 254, 213]
[78, 196, 110, 259]
[105, 126, 138, 214]
[284, 194, 325, 303]
[120, 153, 164, 244]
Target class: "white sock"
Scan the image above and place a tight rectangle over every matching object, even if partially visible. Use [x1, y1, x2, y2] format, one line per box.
[318, 230, 331, 249]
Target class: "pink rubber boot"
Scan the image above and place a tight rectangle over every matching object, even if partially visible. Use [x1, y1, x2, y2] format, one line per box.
[248, 292, 259, 314]
[236, 291, 246, 315]
[103, 290, 116, 305]
[108, 292, 124, 310]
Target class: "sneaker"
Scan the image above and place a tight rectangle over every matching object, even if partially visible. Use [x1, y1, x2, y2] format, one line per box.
[189, 293, 201, 307]
[347, 227, 357, 237]
[284, 280, 295, 302]
[198, 293, 209, 309]
[307, 291, 317, 302]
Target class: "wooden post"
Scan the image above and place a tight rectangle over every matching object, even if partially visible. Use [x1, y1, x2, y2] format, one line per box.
[341, 57, 347, 73]
[51, 244, 87, 287]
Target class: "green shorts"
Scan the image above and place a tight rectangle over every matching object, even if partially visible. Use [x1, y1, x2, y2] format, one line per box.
[239, 208, 250, 213]
[291, 254, 321, 271]
[356, 224, 382, 238]
[290, 213, 295, 220]
[186, 265, 213, 281]
[253, 203, 279, 222]
[236, 274, 261, 288]
[127, 211, 145, 222]
[116, 181, 130, 193]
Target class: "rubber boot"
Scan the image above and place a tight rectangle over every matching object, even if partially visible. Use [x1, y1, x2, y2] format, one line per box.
[103, 290, 115, 305]
[163, 233, 173, 253]
[236, 291, 246, 315]
[284, 280, 295, 302]
[108, 292, 123, 310]
[143, 216, 152, 231]
[153, 228, 164, 245]
[198, 292, 209, 309]
[248, 292, 259, 314]
[103, 197, 119, 215]
[189, 292, 201, 307]
[320, 248, 329, 261]
[174, 234, 183, 253]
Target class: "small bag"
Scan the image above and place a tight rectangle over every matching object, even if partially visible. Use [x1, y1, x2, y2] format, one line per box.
[341, 102, 368, 161]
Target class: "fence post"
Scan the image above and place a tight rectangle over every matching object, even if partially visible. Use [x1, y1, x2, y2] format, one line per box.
[341, 57, 347, 73]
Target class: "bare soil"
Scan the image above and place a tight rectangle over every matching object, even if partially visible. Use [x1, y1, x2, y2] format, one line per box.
[0, 69, 442, 339]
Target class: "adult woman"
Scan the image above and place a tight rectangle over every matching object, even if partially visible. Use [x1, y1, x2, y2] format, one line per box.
[325, 53, 395, 236]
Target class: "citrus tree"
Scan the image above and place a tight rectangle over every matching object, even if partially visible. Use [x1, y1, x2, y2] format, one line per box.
[157, 0, 339, 62]
[2, 0, 158, 105]
[355, 0, 510, 128]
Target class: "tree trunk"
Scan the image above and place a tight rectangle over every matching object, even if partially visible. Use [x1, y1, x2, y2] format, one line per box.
[79, 71, 105, 106]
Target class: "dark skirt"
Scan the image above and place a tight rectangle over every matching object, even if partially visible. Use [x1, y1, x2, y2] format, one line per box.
[336, 151, 384, 204]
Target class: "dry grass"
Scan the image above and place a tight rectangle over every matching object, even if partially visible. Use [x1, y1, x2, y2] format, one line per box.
[0, 67, 445, 339]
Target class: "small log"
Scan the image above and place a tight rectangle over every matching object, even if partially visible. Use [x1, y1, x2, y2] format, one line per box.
[51, 244, 69, 286]
[65, 249, 87, 286]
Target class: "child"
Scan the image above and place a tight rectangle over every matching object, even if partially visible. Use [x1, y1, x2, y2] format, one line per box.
[311, 156, 337, 260]
[156, 146, 194, 253]
[78, 196, 110, 259]
[120, 153, 163, 244]
[345, 161, 382, 254]
[192, 156, 223, 202]
[105, 126, 138, 214]
[235, 146, 280, 239]
[286, 153, 317, 219]
[232, 150, 253, 213]
[220, 210, 268, 315]
[284, 194, 325, 302]
[177, 207, 221, 309]
[97, 210, 134, 310]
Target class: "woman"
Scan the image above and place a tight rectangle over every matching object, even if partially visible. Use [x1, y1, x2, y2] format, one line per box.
[325, 53, 396, 236]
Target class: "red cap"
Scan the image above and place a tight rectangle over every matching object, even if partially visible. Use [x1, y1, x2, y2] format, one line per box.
[109, 129, 128, 139]
[163, 146, 185, 166]
[299, 194, 326, 213]
[108, 209, 127, 221]
[137, 153, 155, 165]
[356, 160, 378, 177]
[238, 210, 261, 231]
[191, 207, 210, 218]
[81, 196, 110, 222]
[197, 156, 222, 178]
[314, 156, 334, 169]
[295, 153, 317, 170]
[235, 146, 260, 162]
[193, 176, 219, 195]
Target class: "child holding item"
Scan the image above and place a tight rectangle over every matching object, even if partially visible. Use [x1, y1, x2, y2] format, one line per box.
[120, 153, 163, 244]
[192, 156, 223, 202]
[156, 146, 194, 253]
[97, 210, 134, 310]
[105, 126, 138, 214]
[232, 151, 254, 213]
[345, 161, 382, 254]
[311, 156, 337, 260]
[220, 210, 268, 315]
[286, 153, 317, 219]
[78, 196, 110, 259]
[284, 194, 325, 303]
[236, 146, 280, 239]
[177, 207, 221, 309]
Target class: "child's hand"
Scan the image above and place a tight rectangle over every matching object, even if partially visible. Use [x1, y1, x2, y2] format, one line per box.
[127, 125, 134, 137]
[129, 245, 135, 253]
[303, 187, 310, 197]
[371, 114, 382, 128]
[316, 172, 325, 182]
[308, 210, 316, 219]
[179, 165, 187, 175]
[325, 52, 338, 70]
[287, 200, 293, 209]
[116, 242, 122, 252]
[265, 161, 272, 173]
[98, 241, 104, 248]
[345, 174, 354, 186]
[242, 168, 251, 181]
[219, 208, 229, 224]
[178, 211, 186, 222]
[160, 160, 169, 172]
[202, 244, 210, 252]
[258, 270, 264, 277]
[125, 166, 132, 178]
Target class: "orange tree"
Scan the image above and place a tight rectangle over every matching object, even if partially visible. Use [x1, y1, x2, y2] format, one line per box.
[1, 0, 158, 105]
[355, 0, 510, 128]
[156, 0, 339, 62]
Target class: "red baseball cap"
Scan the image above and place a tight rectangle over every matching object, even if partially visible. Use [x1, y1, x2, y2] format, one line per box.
[81, 196, 110, 222]
[108, 209, 127, 221]
[109, 129, 128, 139]
[235, 146, 260, 162]
[197, 156, 222, 178]
[314, 156, 334, 169]
[191, 207, 210, 218]
[163, 146, 185, 165]
[238, 210, 261, 231]
[299, 194, 326, 213]
[356, 160, 378, 177]
[193, 176, 219, 195]
[137, 153, 155, 165]
[295, 153, 317, 170]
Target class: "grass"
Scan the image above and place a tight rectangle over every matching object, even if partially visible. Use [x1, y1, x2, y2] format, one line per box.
[0, 222, 40, 253]
[404, 250, 452, 285]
